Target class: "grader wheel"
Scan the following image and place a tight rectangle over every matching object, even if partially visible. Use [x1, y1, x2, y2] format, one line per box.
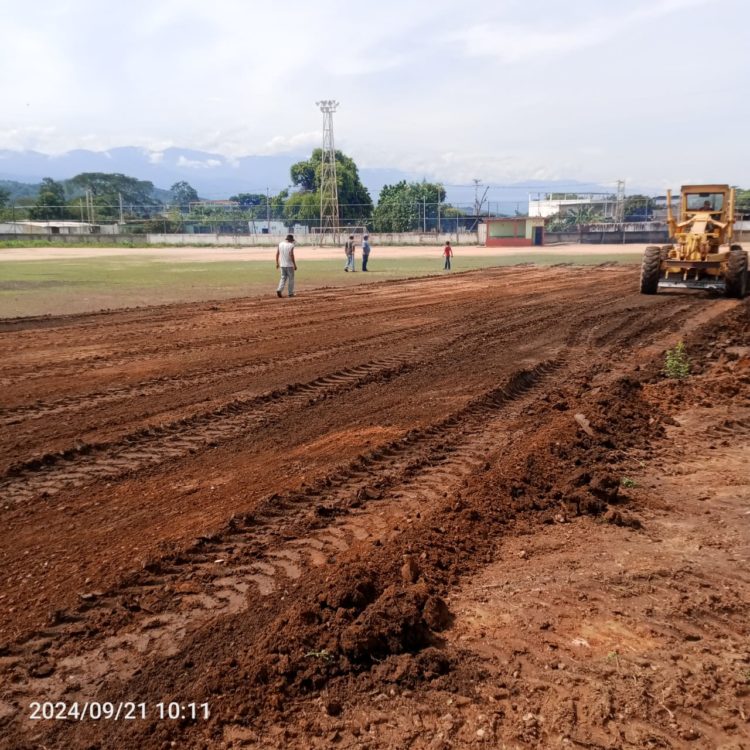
[640, 245, 662, 295]
[725, 246, 748, 299]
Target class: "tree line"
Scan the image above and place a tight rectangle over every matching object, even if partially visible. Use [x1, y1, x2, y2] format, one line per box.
[0, 150, 473, 233]
[2, 155, 749, 233]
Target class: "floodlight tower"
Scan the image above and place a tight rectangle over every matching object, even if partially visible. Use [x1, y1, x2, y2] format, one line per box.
[316, 100, 340, 242]
[615, 179, 626, 224]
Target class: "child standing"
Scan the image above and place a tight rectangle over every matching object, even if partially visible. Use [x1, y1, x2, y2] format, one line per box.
[443, 240, 453, 270]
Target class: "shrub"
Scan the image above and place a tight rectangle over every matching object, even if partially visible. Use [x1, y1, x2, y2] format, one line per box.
[664, 341, 690, 379]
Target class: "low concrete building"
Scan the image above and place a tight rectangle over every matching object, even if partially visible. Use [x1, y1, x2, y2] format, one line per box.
[485, 216, 545, 247]
[529, 194, 619, 220]
[0, 221, 119, 235]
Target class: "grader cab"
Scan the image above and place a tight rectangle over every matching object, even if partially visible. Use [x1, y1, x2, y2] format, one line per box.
[640, 184, 748, 297]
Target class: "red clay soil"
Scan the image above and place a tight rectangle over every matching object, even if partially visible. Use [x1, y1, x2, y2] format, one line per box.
[0, 266, 748, 749]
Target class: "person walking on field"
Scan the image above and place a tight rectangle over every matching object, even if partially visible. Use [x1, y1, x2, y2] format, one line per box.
[361, 234, 371, 271]
[443, 240, 453, 271]
[276, 234, 297, 297]
[344, 234, 356, 272]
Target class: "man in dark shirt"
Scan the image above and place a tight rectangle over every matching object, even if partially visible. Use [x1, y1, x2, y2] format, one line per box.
[361, 235, 371, 271]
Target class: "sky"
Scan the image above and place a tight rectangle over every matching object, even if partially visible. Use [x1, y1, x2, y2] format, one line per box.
[1, 0, 748, 191]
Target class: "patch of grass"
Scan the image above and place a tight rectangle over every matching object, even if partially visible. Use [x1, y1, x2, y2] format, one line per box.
[0, 251, 640, 318]
[620, 477, 638, 489]
[0, 239, 142, 249]
[664, 341, 690, 380]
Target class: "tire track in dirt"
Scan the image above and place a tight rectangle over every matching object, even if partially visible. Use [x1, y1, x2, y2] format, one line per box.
[0, 323, 439, 427]
[0, 296, 548, 495]
[0, 285, 688, 503]
[0, 295, 591, 474]
[0, 270, 620, 386]
[0, 355, 418, 504]
[0, 286, 488, 380]
[0, 294, 552, 427]
[1, 296, 571, 492]
[0, 360, 560, 713]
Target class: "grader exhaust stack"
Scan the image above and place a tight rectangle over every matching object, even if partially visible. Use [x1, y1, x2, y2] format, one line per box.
[640, 184, 747, 297]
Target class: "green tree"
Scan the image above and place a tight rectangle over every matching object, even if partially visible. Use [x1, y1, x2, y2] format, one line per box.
[546, 205, 605, 233]
[735, 188, 750, 215]
[284, 191, 319, 223]
[170, 181, 199, 212]
[624, 194, 654, 220]
[228, 192, 268, 221]
[372, 180, 447, 232]
[270, 189, 289, 222]
[567, 205, 604, 226]
[68, 172, 161, 218]
[230, 193, 266, 209]
[29, 178, 68, 220]
[288, 149, 373, 224]
[0, 187, 9, 208]
[290, 162, 316, 192]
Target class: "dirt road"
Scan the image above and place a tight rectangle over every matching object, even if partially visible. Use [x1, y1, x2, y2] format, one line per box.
[0, 266, 748, 749]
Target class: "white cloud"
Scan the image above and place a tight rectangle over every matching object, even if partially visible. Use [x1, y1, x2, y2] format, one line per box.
[176, 156, 223, 169]
[0, 0, 747, 188]
[260, 132, 321, 156]
[447, 0, 712, 63]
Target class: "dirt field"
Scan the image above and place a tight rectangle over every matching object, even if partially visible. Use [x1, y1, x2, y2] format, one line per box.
[0, 266, 748, 749]
[0, 244, 641, 318]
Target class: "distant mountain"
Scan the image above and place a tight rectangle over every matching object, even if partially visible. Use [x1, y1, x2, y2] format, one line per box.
[0, 178, 42, 201]
[0, 147, 419, 201]
[0, 146, 642, 209]
[0, 147, 293, 198]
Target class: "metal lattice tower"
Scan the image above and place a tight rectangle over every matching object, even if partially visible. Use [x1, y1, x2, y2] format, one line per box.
[316, 100, 340, 242]
[614, 179, 626, 224]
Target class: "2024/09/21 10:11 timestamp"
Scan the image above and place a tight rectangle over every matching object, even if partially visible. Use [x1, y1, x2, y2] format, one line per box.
[29, 701, 210, 721]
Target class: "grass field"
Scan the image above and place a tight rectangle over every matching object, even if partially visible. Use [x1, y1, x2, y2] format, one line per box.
[0, 252, 639, 318]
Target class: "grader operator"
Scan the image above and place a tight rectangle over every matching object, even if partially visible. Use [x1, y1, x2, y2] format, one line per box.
[640, 184, 748, 297]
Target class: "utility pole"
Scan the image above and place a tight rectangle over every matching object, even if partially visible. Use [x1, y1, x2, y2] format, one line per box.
[118, 192, 124, 223]
[316, 99, 340, 243]
[86, 190, 94, 224]
[266, 187, 270, 233]
[472, 178, 489, 232]
[437, 184, 442, 234]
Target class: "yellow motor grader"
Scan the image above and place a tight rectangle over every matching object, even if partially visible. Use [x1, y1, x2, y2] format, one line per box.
[640, 184, 748, 297]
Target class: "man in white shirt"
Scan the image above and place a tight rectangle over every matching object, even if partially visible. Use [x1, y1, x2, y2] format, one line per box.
[276, 234, 298, 298]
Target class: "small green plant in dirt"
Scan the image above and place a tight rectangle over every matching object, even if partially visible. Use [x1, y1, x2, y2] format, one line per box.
[664, 341, 690, 379]
[620, 477, 638, 489]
